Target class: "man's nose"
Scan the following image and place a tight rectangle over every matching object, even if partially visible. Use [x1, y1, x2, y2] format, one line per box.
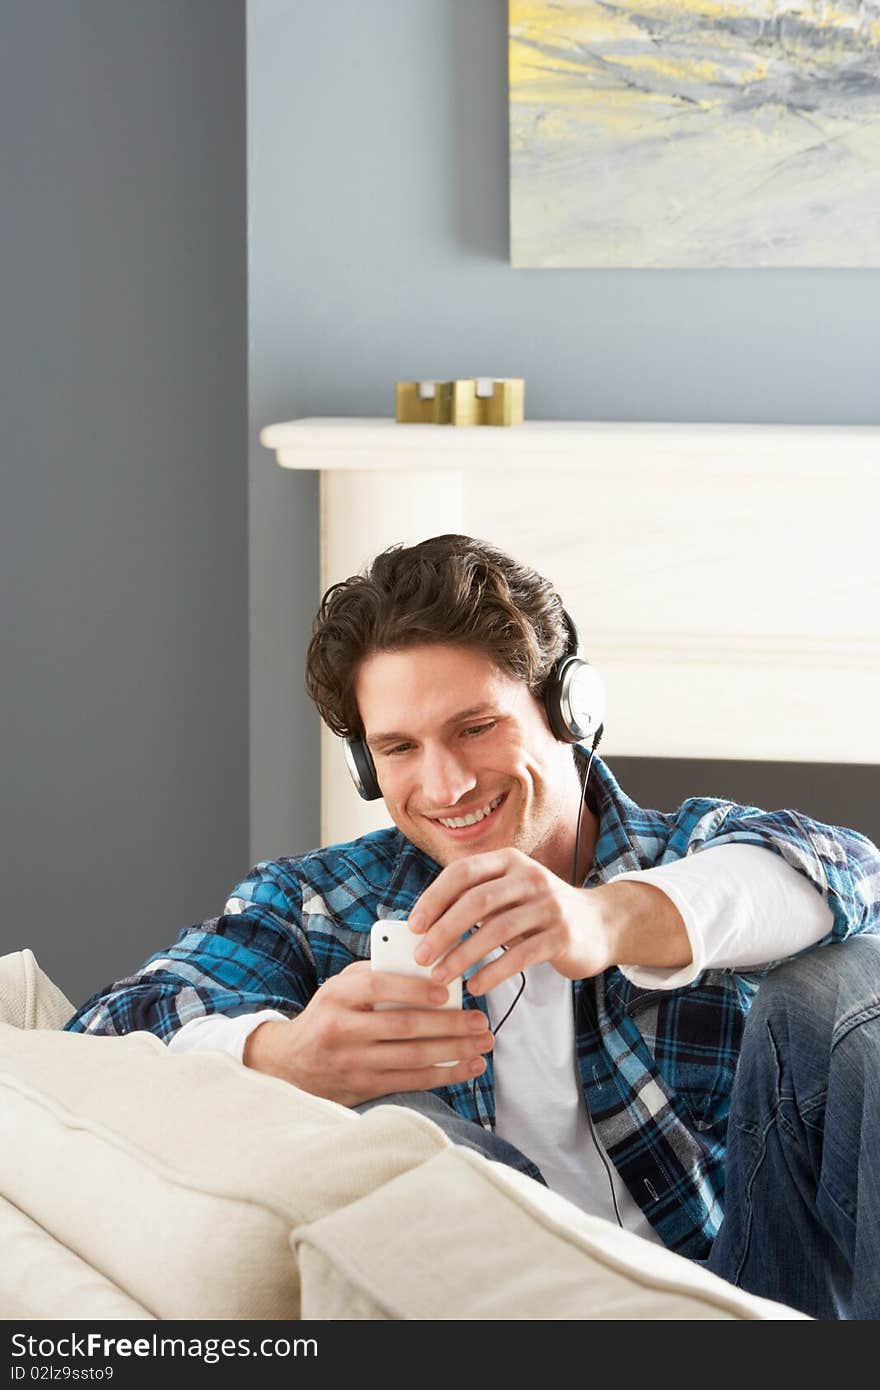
[420, 744, 477, 809]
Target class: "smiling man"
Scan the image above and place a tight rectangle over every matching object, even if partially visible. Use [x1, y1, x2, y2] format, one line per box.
[66, 534, 880, 1318]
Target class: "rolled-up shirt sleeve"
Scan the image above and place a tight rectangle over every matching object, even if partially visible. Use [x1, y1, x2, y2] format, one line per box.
[614, 842, 834, 989]
[166, 1008, 288, 1061]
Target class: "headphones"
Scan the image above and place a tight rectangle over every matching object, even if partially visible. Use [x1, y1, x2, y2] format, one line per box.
[343, 610, 605, 802]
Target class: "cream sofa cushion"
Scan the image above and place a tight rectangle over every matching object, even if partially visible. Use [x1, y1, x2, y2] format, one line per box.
[0, 1024, 450, 1320]
[0, 1194, 155, 1321]
[0, 948, 74, 1030]
[292, 1145, 808, 1320]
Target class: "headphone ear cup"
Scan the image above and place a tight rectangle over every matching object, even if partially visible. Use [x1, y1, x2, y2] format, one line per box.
[344, 737, 382, 801]
[544, 656, 605, 744]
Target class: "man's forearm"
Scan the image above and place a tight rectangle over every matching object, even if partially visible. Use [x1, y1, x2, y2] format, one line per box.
[612, 843, 834, 989]
[591, 880, 693, 973]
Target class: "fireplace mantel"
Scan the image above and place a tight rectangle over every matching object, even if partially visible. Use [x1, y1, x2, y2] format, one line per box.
[261, 416, 879, 473]
[261, 417, 880, 845]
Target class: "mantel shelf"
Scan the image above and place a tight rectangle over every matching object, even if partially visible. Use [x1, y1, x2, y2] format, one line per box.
[261, 417, 880, 475]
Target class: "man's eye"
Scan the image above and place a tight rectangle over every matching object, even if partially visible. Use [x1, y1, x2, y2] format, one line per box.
[464, 722, 496, 738]
[384, 743, 413, 756]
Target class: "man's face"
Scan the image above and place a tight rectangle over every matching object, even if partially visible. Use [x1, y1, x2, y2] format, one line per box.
[355, 643, 582, 876]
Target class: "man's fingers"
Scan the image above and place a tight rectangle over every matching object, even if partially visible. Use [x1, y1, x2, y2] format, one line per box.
[334, 963, 454, 1010]
[367, 1031, 494, 1071]
[428, 904, 543, 984]
[352, 1003, 492, 1045]
[409, 850, 521, 933]
[414, 881, 507, 959]
[413, 860, 549, 967]
[355, 1058, 489, 1104]
[366, 968, 460, 1009]
[366, 1054, 491, 1097]
[467, 931, 548, 995]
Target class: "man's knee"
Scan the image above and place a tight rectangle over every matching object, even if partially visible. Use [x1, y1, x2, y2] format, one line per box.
[742, 935, 880, 1100]
[750, 936, 880, 1032]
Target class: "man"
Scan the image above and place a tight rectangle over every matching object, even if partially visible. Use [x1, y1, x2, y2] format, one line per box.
[67, 534, 880, 1318]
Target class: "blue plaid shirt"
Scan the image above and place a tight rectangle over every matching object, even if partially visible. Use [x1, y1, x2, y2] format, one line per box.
[66, 754, 880, 1258]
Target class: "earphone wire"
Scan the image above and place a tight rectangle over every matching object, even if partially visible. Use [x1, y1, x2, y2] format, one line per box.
[470, 949, 526, 1120]
[572, 730, 623, 1228]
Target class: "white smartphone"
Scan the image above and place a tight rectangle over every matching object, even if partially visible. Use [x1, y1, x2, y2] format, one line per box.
[370, 919, 462, 1066]
[370, 920, 463, 1010]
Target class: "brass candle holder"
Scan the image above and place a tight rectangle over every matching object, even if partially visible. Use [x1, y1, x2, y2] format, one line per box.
[396, 378, 524, 426]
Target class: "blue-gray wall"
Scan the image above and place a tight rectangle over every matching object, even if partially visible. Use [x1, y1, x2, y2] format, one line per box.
[247, 0, 879, 866]
[0, 1, 248, 1003]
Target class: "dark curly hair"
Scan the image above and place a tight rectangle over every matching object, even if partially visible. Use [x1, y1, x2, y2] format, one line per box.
[305, 534, 569, 738]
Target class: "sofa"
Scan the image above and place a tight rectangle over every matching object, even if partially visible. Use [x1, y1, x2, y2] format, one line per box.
[0, 949, 806, 1321]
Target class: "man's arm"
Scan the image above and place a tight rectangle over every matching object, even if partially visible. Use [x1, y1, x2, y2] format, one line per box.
[614, 842, 834, 989]
[64, 861, 315, 1038]
[63, 853, 497, 1104]
[239, 962, 494, 1104]
[408, 804, 880, 996]
[407, 849, 693, 996]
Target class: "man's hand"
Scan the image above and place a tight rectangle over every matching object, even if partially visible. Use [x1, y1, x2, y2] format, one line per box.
[408, 848, 691, 995]
[243, 960, 494, 1106]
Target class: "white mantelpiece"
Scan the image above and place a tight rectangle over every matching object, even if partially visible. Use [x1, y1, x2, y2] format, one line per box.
[261, 418, 880, 846]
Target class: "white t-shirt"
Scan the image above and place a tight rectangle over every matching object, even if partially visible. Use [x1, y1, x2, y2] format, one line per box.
[168, 843, 832, 1237]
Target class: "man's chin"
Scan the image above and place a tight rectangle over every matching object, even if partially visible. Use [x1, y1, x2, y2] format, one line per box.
[408, 819, 514, 868]
[408, 830, 468, 868]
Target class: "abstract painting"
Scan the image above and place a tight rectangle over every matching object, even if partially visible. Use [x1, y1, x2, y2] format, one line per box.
[509, 0, 880, 266]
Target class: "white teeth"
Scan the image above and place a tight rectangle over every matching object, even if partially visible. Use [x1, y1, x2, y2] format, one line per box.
[437, 794, 503, 829]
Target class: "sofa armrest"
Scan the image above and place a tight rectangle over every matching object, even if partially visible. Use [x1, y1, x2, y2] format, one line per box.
[0, 950, 74, 1030]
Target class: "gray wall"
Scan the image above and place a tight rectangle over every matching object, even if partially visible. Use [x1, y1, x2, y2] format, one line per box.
[0, 1, 248, 1004]
[248, 0, 879, 864]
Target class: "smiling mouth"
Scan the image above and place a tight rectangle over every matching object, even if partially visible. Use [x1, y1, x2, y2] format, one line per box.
[431, 793, 506, 830]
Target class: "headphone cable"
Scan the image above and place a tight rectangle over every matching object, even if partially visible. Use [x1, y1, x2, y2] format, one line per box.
[572, 731, 623, 1227]
[470, 951, 525, 1120]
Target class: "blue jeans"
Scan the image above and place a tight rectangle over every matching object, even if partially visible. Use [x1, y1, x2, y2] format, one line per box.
[357, 936, 880, 1320]
[356, 1090, 548, 1186]
[705, 935, 880, 1319]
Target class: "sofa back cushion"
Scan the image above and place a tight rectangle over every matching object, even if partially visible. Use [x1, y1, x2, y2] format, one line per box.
[0, 1023, 449, 1320]
[0, 1194, 156, 1321]
[292, 1147, 808, 1320]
